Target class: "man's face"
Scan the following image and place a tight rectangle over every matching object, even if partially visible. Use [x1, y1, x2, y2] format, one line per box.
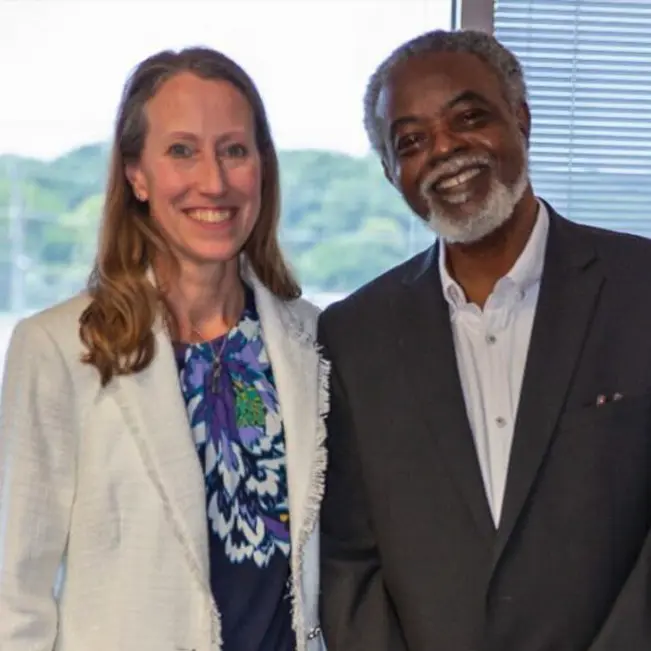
[377, 51, 530, 244]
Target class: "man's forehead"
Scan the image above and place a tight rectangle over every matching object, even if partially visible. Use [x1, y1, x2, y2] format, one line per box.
[376, 51, 502, 120]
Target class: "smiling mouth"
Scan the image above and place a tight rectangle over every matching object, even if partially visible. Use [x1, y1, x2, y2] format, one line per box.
[433, 166, 486, 193]
[184, 208, 237, 224]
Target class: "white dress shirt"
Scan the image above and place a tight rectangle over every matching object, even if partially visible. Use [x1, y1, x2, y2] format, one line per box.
[438, 201, 550, 525]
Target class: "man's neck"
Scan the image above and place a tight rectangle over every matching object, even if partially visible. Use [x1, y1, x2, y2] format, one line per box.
[444, 191, 539, 308]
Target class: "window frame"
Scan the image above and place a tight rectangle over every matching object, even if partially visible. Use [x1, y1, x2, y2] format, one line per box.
[456, 0, 494, 31]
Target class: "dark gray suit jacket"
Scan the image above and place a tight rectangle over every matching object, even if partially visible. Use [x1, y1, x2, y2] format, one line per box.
[318, 207, 651, 651]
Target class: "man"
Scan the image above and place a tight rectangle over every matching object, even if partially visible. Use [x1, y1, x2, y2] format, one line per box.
[318, 29, 651, 651]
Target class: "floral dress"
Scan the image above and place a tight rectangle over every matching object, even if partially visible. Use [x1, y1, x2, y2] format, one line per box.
[173, 291, 295, 651]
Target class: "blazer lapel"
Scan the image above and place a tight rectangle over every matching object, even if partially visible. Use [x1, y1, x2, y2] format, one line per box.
[247, 269, 328, 648]
[111, 323, 210, 588]
[495, 213, 605, 559]
[397, 247, 495, 541]
[108, 262, 326, 645]
[248, 273, 327, 557]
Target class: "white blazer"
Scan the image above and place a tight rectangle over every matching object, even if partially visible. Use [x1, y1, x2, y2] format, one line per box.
[0, 262, 329, 651]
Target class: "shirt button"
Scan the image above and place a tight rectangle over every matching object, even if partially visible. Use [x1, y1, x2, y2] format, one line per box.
[486, 334, 497, 344]
[495, 416, 507, 428]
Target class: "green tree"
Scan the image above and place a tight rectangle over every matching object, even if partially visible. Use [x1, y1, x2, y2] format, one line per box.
[0, 143, 434, 309]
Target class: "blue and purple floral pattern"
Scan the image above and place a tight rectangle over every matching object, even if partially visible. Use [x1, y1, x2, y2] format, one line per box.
[174, 301, 291, 568]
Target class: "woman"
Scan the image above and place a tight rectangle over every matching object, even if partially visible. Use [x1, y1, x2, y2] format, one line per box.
[0, 47, 328, 651]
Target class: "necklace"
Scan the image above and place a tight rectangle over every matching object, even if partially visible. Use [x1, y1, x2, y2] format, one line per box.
[186, 290, 245, 393]
[191, 327, 229, 393]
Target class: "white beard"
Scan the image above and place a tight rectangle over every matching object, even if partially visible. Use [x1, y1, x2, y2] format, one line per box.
[421, 147, 529, 245]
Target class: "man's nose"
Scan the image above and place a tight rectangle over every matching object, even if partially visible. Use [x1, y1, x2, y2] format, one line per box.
[430, 127, 458, 160]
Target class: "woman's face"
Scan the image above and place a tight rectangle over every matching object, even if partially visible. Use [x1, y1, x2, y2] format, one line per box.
[127, 71, 263, 270]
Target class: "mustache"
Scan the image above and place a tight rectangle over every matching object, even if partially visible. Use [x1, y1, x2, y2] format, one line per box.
[419, 153, 493, 197]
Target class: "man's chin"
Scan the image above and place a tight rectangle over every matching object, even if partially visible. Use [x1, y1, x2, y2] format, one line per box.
[425, 201, 480, 238]
[426, 206, 511, 245]
[422, 176, 524, 244]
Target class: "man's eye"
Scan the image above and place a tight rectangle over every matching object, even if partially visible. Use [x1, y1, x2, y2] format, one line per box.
[460, 110, 487, 126]
[396, 133, 422, 151]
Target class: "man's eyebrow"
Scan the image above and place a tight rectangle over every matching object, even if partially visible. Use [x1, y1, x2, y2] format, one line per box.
[389, 116, 420, 141]
[388, 91, 494, 140]
[444, 90, 493, 111]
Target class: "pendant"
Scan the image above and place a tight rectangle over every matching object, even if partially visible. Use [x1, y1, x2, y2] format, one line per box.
[212, 360, 222, 393]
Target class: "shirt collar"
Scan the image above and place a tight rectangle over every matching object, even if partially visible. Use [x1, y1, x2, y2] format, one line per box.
[438, 199, 550, 308]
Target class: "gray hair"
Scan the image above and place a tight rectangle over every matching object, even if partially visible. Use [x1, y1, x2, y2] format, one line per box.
[363, 29, 527, 158]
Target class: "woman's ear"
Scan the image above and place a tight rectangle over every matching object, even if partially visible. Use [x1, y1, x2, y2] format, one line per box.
[125, 163, 148, 202]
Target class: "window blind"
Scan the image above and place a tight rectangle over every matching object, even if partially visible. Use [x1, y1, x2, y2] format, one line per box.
[494, 0, 651, 237]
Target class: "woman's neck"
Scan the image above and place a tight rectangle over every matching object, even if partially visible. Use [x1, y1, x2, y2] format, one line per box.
[156, 256, 246, 342]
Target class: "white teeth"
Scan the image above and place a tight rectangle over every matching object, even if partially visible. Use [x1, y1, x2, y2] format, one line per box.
[187, 209, 234, 223]
[443, 192, 472, 205]
[437, 167, 482, 191]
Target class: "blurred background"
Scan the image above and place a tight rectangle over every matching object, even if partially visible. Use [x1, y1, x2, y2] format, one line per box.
[3, 0, 651, 384]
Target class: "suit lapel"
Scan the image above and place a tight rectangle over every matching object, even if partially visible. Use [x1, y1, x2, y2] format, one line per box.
[397, 247, 495, 541]
[495, 213, 605, 559]
[111, 323, 211, 586]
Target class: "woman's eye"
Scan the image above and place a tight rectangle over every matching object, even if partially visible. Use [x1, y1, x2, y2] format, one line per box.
[224, 143, 248, 158]
[168, 143, 193, 158]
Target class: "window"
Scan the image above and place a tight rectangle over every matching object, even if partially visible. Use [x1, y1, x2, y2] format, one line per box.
[494, 0, 651, 236]
[0, 0, 452, 382]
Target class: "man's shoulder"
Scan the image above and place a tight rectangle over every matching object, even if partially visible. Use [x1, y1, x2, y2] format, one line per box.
[320, 246, 434, 330]
[553, 210, 651, 265]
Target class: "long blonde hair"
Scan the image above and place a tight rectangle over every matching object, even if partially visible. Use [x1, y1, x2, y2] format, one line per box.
[80, 47, 300, 386]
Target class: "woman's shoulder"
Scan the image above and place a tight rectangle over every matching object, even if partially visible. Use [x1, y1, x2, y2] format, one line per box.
[11, 292, 91, 360]
[288, 295, 321, 319]
[1, 293, 100, 401]
[282, 295, 321, 336]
